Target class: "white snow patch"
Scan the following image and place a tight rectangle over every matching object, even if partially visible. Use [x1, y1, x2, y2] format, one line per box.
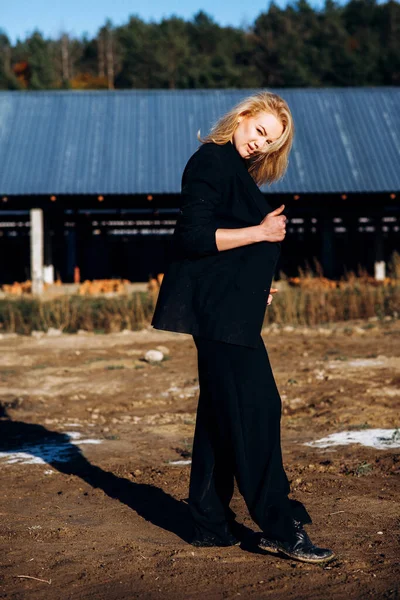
[305, 429, 400, 450]
[347, 359, 387, 367]
[168, 460, 192, 466]
[62, 430, 81, 439]
[328, 358, 386, 369]
[0, 431, 102, 465]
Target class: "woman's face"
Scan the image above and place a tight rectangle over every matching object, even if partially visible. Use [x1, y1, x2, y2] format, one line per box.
[232, 111, 284, 159]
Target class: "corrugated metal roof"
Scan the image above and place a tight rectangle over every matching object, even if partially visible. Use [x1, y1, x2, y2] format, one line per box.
[0, 88, 399, 195]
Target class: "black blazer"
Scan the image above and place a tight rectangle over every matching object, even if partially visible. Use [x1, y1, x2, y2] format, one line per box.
[151, 140, 281, 348]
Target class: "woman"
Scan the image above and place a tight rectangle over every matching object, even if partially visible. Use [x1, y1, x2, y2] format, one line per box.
[151, 91, 334, 564]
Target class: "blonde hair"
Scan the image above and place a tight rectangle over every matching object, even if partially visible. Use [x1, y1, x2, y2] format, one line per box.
[197, 91, 294, 186]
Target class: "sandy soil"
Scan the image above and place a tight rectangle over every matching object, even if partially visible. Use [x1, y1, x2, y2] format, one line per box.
[0, 319, 399, 599]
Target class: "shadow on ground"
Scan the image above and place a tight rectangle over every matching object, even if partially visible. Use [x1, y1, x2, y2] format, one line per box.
[0, 408, 196, 544]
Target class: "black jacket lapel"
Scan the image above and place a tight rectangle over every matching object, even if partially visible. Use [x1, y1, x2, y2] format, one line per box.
[221, 141, 273, 218]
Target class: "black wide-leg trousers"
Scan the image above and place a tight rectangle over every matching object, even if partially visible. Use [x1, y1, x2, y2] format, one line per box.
[188, 334, 312, 544]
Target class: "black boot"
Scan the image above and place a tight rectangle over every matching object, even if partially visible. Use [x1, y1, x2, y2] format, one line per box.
[190, 530, 240, 547]
[190, 522, 240, 547]
[259, 519, 335, 564]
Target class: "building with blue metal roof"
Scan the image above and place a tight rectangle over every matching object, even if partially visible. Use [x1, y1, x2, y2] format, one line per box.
[0, 88, 398, 285]
[0, 88, 399, 196]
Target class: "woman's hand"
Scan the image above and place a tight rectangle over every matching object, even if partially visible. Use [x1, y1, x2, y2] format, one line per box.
[257, 204, 287, 242]
[267, 287, 279, 306]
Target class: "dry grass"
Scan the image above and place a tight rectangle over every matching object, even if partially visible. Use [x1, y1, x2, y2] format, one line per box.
[265, 251, 400, 326]
[0, 252, 399, 334]
[0, 293, 154, 335]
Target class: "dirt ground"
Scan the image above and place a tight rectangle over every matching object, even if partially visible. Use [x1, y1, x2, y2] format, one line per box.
[0, 319, 399, 600]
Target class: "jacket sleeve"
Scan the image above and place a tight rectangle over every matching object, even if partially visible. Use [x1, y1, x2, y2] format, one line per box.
[174, 144, 227, 258]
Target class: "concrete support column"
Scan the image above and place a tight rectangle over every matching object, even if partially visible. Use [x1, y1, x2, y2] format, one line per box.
[30, 208, 44, 295]
[374, 261, 386, 280]
[374, 217, 385, 280]
[43, 264, 55, 284]
[43, 209, 55, 284]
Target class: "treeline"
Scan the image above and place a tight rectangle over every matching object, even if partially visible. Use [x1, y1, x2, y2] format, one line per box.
[1, 0, 399, 90]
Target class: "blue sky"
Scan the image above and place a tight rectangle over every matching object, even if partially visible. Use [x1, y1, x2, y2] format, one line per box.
[1, 0, 327, 43]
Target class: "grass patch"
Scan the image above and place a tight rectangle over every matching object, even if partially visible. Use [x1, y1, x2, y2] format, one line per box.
[0, 292, 154, 335]
[83, 357, 108, 364]
[355, 461, 373, 476]
[0, 369, 17, 376]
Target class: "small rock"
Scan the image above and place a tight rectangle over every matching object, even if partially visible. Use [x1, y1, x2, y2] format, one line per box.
[314, 369, 326, 380]
[144, 350, 164, 363]
[31, 330, 45, 339]
[317, 328, 333, 335]
[283, 326, 295, 332]
[46, 327, 62, 337]
[77, 329, 88, 336]
[353, 326, 366, 335]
